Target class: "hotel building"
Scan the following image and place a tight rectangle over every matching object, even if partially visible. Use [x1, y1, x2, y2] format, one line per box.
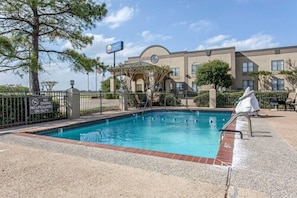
[109, 45, 297, 93]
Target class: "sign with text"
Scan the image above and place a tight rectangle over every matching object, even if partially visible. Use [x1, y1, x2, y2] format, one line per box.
[106, 41, 124, 54]
[29, 96, 53, 114]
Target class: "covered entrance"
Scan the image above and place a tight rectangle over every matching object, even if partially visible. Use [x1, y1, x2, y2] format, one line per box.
[108, 61, 173, 93]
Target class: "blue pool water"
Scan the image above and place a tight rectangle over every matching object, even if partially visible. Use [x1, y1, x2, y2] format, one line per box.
[42, 110, 231, 158]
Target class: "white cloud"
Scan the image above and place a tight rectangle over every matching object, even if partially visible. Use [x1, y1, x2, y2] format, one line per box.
[78, 33, 144, 65]
[196, 33, 279, 51]
[206, 34, 230, 44]
[141, 30, 172, 43]
[103, 7, 135, 29]
[189, 20, 213, 32]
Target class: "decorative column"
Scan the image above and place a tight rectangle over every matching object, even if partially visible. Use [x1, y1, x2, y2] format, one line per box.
[66, 80, 80, 119]
[148, 71, 155, 90]
[110, 74, 115, 93]
[165, 79, 171, 93]
[118, 88, 128, 111]
[209, 85, 216, 108]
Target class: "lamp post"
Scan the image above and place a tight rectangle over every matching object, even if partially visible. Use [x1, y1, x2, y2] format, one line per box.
[70, 80, 74, 88]
[87, 73, 89, 91]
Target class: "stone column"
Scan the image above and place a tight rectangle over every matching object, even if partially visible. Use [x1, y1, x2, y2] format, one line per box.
[118, 88, 128, 111]
[165, 79, 171, 93]
[148, 72, 155, 90]
[209, 87, 216, 108]
[110, 74, 115, 93]
[66, 87, 80, 119]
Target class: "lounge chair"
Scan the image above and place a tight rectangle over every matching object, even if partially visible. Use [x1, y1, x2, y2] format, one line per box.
[270, 92, 297, 111]
[285, 92, 297, 111]
[269, 97, 279, 109]
[135, 94, 146, 108]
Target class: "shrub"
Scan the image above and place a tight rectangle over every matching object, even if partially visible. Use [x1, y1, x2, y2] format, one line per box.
[193, 90, 289, 109]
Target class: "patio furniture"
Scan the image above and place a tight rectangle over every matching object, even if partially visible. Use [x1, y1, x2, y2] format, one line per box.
[285, 92, 297, 111]
[269, 92, 297, 111]
[135, 94, 146, 108]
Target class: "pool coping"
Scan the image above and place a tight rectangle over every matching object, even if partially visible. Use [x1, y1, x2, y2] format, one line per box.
[17, 109, 237, 166]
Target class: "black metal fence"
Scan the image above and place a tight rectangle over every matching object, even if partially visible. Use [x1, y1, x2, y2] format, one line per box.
[0, 91, 67, 129]
[1, 90, 292, 129]
[79, 91, 120, 115]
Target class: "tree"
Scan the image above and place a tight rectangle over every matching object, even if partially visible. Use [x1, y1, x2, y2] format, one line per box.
[0, 0, 107, 92]
[195, 59, 232, 90]
[279, 58, 297, 90]
[248, 71, 272, 91]
[140, 65, 171, 90]
[0, 85, 29, 92]
[101, 77, 120, 92]
[41, 81, 58, 91]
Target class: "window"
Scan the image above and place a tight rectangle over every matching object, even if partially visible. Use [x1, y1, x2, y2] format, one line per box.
[150, 54, 159, 64]
[192, 82, 197, 92]
[191, 63, 200, 74]
[192, 82, 201, 93]
[176, 82, 184, 91]
[242, 80, 254, 90]
[242, 62, 254, 73]
[171, 67, 180, 77]
[136, 84, 142, 92]
[271, 60, 284, 71]
[272, 78, 284, 90]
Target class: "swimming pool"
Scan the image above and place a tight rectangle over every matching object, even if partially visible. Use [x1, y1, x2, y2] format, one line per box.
[39, 110, 232, 158]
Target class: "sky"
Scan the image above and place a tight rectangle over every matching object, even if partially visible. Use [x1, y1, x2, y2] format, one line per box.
[1, 0, 297, 91]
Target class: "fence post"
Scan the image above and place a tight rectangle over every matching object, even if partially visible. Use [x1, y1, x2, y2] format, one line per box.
[185, 90, 188, 108]
[24, 91, 28, 125]
[209, 87, 216, 108]
[66, 86, 80, 119]
[118, 89, 128, 111]
[99, 91, 102, 115]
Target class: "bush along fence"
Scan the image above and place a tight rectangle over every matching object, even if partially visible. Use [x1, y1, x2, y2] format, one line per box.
[0, 91, 67, 129]
[193, 90, 290, 109]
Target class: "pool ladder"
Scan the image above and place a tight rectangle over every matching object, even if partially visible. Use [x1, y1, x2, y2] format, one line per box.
[219, 112, 253, 141]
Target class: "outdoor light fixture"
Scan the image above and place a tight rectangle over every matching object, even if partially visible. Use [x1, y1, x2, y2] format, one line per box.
[185, 74, 191, 79]
[70, 80, 74, 88]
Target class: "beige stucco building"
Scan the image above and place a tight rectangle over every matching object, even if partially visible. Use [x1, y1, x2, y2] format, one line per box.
[110, 45, 297, 93]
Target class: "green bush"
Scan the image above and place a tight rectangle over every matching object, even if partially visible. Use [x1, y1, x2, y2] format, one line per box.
[193, 91, 209, 107]
[254, 91, 288, 109]
[104, 93, 119, 99]
[193, 91, 289, 109]
[158, 93, 181, 106]
[216, 91, 243, 108]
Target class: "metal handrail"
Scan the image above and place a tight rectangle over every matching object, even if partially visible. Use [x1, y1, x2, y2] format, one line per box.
[219, 129, 243, 143]
[220, 112, 253, 137]
[141, 99, 149, 114]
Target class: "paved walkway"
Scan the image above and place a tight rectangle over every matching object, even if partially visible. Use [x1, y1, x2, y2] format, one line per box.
[0, 108, 296, 197]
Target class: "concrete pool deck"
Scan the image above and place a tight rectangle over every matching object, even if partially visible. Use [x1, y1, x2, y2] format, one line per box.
[0, 108, 297, 197]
